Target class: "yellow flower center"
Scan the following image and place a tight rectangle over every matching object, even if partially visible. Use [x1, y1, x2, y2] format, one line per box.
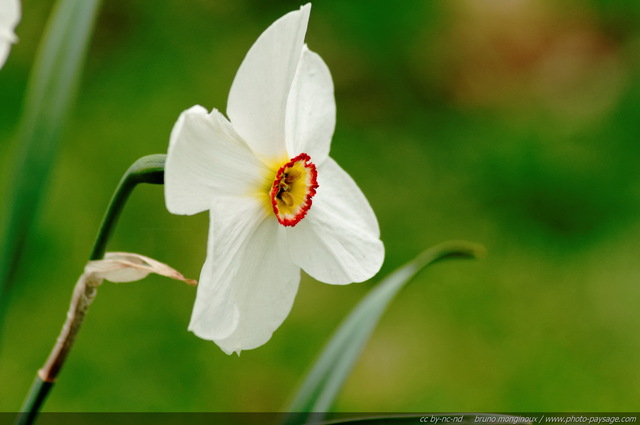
[270, 153, 318, 227]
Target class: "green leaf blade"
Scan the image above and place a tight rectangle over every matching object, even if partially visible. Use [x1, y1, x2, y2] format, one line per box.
[284, 241, 485, 425]
[0, 0, 102, 310]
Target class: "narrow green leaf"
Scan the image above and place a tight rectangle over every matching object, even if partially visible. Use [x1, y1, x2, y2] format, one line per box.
[0, 0, 102, 310]
[284, 241, 485, 425]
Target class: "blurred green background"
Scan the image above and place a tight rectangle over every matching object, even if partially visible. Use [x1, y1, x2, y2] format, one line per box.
[2, 0, 640, 413]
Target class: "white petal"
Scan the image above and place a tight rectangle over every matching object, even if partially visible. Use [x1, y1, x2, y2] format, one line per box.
[0, 39, 10, 69]
[0, 0, 20, 38]
[213, 219, 300, 355]
[188, 199, 262, 341]
[0, 0, 20, 69]
[0, 0, 20, 27]
[285, 45, 335, 166]
[227, 4, 310, 161]
[287, 157, 384, 284]
[164, 105, 266, 215]
[189, 197, 300, 352]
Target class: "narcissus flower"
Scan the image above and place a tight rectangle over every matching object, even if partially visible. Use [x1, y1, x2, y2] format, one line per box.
[0, 0, 20, 68]
[165, 4, 384, 354]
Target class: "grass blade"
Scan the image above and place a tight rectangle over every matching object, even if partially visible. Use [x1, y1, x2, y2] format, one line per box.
[0, 0, 102, 311]
[284, 241, 485, 425]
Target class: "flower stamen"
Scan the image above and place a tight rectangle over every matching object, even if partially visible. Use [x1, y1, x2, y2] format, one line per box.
[270, 153, 318, 227]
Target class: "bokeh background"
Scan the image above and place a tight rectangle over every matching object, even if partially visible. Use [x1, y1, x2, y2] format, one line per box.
[2, 0, 640, 413]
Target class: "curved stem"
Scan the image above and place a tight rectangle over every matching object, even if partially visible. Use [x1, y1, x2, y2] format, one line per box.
[16, 154, 166, 425]
[90, 154, 165, 260]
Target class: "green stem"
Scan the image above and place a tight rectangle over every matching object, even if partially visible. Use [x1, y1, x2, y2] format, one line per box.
[90, 154, 166, 260]
[16, 154, 166, 425]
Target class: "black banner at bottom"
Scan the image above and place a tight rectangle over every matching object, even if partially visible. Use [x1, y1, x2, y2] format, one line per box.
[1, 412, 638, 425]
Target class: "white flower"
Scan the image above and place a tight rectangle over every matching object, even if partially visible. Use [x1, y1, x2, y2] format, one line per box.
[165, 4, 384, 355]
[0, 0, 20, 69]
